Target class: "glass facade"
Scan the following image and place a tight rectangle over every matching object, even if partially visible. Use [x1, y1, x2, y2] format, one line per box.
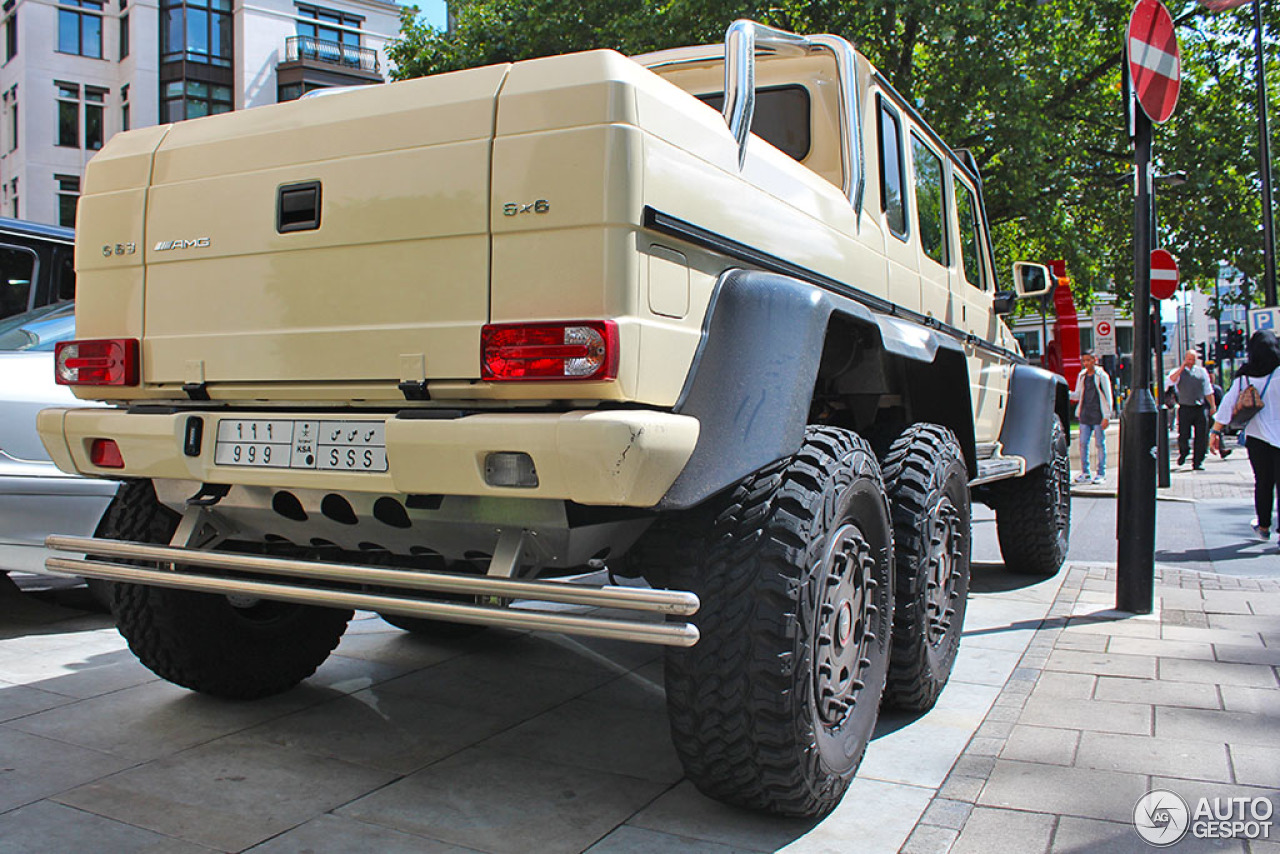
[161, 0, 232, 67]
[162, 79, 232, 122]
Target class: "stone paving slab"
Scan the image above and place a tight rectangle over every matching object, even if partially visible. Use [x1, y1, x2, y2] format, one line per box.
[915, 562, 1280, 854]
[0, 555, 1070, 854]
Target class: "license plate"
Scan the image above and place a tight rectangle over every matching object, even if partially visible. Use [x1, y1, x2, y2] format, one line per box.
[214, 419, 387, 472]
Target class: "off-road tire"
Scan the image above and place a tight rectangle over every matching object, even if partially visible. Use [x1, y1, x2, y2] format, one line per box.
[994, 416, 1071, 576]
[881, 424, 971, 711]
[377, 611, 487, 639]
[660, 425, 893, 818]
[101, 480, 352, 700]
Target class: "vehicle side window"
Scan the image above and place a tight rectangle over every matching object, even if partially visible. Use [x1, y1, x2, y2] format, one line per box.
[0, 244, 36, 320]
[911, 134, 947, 266]
[878, 99, 907, 239]
[955, 180, 988, 290]
[55, 247, 76, 301]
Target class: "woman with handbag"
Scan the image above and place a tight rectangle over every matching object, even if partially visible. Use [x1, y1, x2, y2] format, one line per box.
[1210, 329, 1280, 542]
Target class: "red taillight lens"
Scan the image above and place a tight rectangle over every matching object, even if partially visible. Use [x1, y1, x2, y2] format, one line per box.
[481, 321, 618, 381]
[55, 339, 140, 386]
[89, 438, 124, 468]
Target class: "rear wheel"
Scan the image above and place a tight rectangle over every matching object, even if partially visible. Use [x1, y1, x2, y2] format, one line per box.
[881, 424, 971, 711]
[994, 416, 1071, 577]
[659, 426, 893, 817]
[101, 481, 352, 699]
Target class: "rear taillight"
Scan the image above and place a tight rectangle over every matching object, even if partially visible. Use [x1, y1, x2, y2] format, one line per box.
[89, 438, 125, 468]
[481, 321, 618, 382]
[54, 339, 140, 386]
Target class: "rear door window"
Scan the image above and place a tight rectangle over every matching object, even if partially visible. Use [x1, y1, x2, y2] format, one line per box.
[955, 180, 988, 290]
[911, 134, 947, 266]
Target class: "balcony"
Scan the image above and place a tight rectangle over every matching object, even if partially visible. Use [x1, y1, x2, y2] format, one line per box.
[278, 36, 383, 92]
[283, 35, 380, 75]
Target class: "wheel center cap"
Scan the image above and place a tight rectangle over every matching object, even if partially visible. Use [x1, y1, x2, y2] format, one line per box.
[836, 601, 853, 647]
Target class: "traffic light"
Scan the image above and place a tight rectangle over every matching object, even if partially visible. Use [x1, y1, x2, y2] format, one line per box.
[1159, 323, 1170, 353]
[1229, 327, 1246, 357]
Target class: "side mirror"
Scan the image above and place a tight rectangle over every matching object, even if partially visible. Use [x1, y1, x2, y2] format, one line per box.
[993, 290, 1017, 316]
[1012, 262, 1054, 298]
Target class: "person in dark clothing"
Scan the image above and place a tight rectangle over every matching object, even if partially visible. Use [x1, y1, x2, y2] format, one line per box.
[1211, 330, 1280, 544]
[1168, 350, 1216, 470]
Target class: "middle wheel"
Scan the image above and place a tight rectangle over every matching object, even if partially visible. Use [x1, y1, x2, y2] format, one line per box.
[881, 423, 972, 711]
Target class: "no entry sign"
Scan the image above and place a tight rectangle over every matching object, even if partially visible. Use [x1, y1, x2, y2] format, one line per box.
[1150, 248, 1179, 299]
[1127, 0, 1181, 124]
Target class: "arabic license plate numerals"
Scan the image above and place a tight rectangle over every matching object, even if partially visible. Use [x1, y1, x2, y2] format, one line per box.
[214, 419, 387, 472]
[319, 446, 388, 471]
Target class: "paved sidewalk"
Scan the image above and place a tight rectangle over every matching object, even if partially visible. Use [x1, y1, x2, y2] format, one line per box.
[902, 563, 1280, 854]
[0, 442, 1275, 853]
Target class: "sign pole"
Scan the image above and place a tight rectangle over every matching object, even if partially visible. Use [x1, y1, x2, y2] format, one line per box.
[1118, 94, 1158, 615]
[1152, 182, 1170, 489]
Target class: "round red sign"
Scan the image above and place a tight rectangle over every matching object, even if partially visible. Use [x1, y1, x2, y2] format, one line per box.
[1127, 0, 1181, 124]
[1150, 248, 1179, 300]
[1097, 321, 1113, 337]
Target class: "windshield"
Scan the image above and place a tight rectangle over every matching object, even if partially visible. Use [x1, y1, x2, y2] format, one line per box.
[0, 302, 75, 352]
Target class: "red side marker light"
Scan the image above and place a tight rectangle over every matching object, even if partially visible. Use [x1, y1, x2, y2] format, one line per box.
[89, 438, 125, 469]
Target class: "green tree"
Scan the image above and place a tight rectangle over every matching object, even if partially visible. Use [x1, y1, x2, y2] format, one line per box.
[388, 1, 1280, 310]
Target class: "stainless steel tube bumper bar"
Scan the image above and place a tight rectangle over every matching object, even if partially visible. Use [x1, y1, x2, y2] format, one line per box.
[45, 535, 700, 648]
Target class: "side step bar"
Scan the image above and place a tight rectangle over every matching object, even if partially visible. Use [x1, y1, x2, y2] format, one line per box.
[44, 535, 700, 648]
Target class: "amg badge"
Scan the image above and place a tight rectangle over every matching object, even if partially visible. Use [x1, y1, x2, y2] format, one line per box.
[154, 238, 212, 251]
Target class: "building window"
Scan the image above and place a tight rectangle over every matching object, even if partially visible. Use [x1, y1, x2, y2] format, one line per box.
[9, 177, 16, 218]
[3, 85, 16, 152]
[278, 81, 330, 102]
[57, 84, 79, 147]
[121, 83, 130, 131]
[120, 12, 129, 59]
[161, 0, 232, 68]
[56, 175, 80, 228]
[4, 11, 16, 63]
[54, 83, 106, 149]
[85, 87, 105, 149]
[297, 5, 362, 46]
[58, 0, 104, 59]
[162, 79, 231, 122]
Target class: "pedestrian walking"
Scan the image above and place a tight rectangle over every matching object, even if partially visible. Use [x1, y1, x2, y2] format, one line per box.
[1168, 350, 1216, 470]
[1071, 350, 1112, 484]
[1211, 330, 1280, 543]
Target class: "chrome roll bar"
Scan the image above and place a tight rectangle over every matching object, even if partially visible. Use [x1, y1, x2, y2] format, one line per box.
[721, 20, 866, 217]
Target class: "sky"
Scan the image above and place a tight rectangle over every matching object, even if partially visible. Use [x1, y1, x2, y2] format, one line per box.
[418, 0, 448, 30]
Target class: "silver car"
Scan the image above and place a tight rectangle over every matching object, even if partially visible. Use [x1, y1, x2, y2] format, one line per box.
[0, 303, 118, 575]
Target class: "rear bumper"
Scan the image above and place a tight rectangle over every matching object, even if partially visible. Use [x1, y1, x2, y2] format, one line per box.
[37, 407, 699, 508]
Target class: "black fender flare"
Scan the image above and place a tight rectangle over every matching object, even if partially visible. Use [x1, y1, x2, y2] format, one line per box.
[657, 269, 980, 510]
[997, 364, 1071, 472]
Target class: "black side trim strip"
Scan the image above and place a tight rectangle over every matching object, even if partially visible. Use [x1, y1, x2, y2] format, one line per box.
[643, 206, 1025, 364]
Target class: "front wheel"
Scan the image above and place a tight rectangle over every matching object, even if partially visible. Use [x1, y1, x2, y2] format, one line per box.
[660, 426, 893, 818]
[994, 416, 1071, 577]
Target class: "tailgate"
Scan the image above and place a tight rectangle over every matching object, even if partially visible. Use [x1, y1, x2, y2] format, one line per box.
[140, 65, 509, 388]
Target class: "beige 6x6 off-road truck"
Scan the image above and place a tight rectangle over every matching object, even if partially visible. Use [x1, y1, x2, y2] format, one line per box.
[39, 21, 1070, 817]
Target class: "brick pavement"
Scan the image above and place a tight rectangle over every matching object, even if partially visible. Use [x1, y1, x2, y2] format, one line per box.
[901, 563, 1280, 854]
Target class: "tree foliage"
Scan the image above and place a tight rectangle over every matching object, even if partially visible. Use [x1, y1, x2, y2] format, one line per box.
[388, 1, 1280, 309]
